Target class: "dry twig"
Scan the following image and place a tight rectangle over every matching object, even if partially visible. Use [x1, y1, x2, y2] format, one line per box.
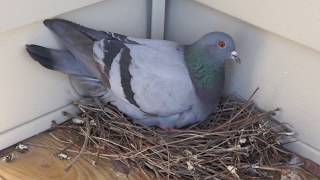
[41, 90, 295, 179]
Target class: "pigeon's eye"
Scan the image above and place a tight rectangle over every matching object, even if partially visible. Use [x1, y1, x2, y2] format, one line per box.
[217, 41, 226, 48]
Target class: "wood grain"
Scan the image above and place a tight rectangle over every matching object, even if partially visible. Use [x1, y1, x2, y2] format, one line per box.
[0, 129, 318, 180]
[0, 132, 151, 180]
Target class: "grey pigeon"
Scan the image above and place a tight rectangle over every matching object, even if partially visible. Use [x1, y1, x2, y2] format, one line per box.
[26, 19, 240, 129]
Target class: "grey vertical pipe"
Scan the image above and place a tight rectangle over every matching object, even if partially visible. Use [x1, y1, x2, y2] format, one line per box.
[150, 0, 166, 39]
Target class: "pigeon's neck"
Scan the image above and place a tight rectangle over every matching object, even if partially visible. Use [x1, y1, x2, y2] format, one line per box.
[184, 45, 225, 104]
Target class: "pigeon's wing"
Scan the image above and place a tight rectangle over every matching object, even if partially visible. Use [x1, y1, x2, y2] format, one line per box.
[26, 19, 169, 88]
[27, 19, 196, 117]
[45, 19, 138, 43]
[94, 39, 196, 117]
[26, 45, 94, 77]
[42, 19, 116, 87]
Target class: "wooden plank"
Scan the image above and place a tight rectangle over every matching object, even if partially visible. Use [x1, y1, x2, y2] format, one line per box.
[0, 131, 152, 180]
[0, 129, 319, 179]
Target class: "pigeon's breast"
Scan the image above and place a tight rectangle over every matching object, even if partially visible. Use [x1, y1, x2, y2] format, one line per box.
[130, 44, 197, 116]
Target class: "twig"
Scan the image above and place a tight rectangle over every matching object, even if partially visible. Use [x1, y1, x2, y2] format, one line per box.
[39, 88, 295, 179]
[64, 119, 91, 171]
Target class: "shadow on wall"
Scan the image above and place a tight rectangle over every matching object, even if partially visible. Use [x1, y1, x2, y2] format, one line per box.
[225, 24, 266, 98]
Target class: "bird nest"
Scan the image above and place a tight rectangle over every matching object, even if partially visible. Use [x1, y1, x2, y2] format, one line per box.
[50, 89, 297, 179]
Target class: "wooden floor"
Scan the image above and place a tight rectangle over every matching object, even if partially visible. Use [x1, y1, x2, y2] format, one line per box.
[0, 131, 152, 180]
[0, 130, 319, 180]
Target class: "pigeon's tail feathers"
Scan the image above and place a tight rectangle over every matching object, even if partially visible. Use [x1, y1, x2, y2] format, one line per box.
[43, 18, 94, 52]
[44, 19, 107, 41]
[26, 45, 94, 77]
[44, 19, 138, 44]
[70, 75, 111, 101]
[43, 19, 110, 86]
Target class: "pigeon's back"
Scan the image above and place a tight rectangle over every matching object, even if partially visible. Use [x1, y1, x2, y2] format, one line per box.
[92, 37, 210, 128]
[26, 19, 216, 129]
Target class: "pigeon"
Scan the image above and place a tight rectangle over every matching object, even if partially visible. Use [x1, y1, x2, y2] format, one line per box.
[26, 19, 240, 129]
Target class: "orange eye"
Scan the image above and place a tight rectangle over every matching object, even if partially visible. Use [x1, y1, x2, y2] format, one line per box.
[217, 41, 226, 48]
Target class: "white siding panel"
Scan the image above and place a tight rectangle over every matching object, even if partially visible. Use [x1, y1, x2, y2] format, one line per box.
[166, 0, 320, 164]
[150, 0, 166, 39]
[0, 0, 103, 32]
[196, 0, 320, 52]
[0, 0, 148, 150]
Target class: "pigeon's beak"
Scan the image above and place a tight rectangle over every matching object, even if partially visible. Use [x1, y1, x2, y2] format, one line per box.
[230, 51, 241, 64]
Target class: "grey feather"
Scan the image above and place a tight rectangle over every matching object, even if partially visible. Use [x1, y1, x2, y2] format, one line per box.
[44, 19, 138, 43]
[26, 45, 93, 77]
[43, 19, 110, 87]
[119, 46, 139, 108]
[69, 75, 108, 98]
[100, 40, 125, 75]
[26, 19, 240, 129]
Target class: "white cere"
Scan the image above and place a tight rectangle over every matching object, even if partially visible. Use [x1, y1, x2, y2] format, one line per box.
[231, 51, 238, 56]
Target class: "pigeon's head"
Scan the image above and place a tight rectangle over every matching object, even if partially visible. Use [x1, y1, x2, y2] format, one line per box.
[196, 32, 240, 64]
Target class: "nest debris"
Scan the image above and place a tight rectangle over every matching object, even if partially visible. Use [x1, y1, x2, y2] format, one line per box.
[37, 90, 299, 179]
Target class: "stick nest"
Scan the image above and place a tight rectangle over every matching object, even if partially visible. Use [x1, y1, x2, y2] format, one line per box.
[53, 92, 296, 179]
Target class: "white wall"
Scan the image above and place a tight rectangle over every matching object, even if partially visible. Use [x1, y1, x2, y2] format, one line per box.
[0, 0, 148, 150]
[2, 0, 320, 164]
[166, 0, 320, 163]
[196, 0, 320, 52]
[0, 0, 103, 33]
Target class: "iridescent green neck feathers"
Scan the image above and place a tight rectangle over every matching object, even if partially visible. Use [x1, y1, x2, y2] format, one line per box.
[185, 45, 224, 90]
